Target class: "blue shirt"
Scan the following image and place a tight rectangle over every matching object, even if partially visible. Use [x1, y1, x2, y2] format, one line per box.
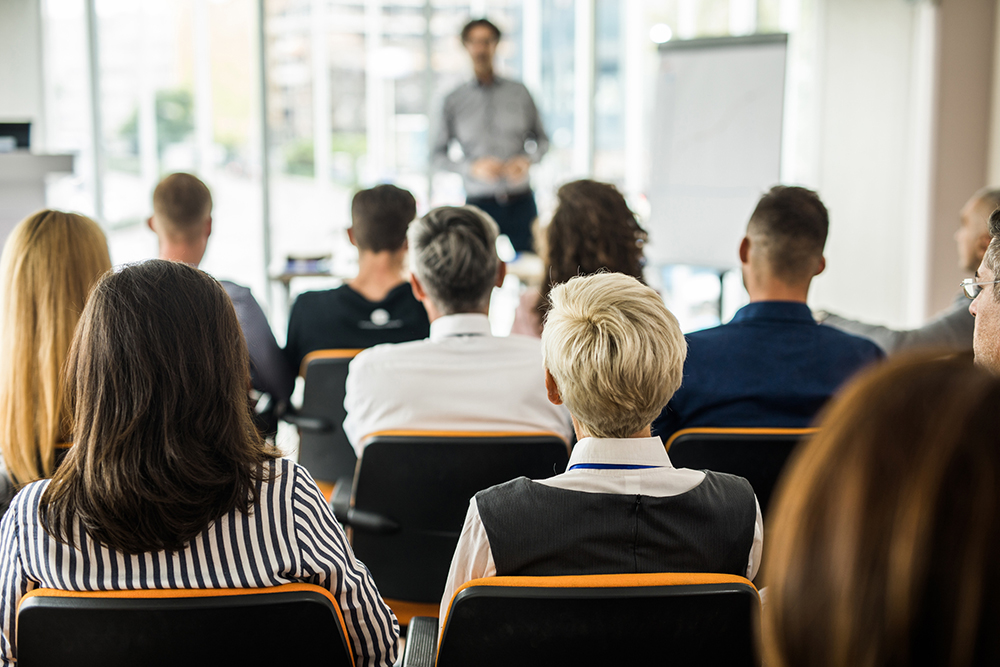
[652, 301, 885, 441]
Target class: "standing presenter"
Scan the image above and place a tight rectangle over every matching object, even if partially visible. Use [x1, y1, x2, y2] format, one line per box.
[433, 18, 548, 254]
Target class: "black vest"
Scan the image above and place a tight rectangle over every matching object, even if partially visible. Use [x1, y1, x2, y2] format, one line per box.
[475, 472, 756, 577]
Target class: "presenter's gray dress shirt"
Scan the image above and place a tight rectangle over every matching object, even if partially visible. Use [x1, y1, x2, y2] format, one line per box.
[432, 76, 549, 199]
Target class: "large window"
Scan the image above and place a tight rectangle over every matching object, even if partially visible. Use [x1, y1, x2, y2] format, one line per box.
[41, 0, 803, 334]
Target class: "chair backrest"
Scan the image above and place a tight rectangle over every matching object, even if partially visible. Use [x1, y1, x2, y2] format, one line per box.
[436, 572, 760, 667]
[664, 427, 818, 518]
[351, 431, 570, 605]
[16, 583, 354, 667]
[296, 349, 363, 483]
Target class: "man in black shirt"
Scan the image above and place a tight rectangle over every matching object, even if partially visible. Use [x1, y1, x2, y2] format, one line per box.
[285, 184, 430, 373]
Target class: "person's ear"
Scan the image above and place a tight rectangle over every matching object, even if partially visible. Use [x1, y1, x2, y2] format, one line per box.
[738, 236, 751, 264]
[410, 272, 427, 302]
[146, 216, 156, 232]
[204, 216, 212, 238]
[544, 369, 563, 406]
[347, 227, 357, 247]
[976, 233, 992, 262]
[495, 261, 507, 288]
[815, 255, 826, 276]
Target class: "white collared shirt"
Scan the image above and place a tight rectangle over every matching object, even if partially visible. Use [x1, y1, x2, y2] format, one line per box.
[342, 313, 573, 454]
[439, 436, 764, 627]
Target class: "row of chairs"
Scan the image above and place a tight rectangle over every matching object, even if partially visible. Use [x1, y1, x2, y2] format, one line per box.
[285, 349, 816, 624]
[16, 350, 802, 666]
[18, 573, 760, 666]
[287, 349, 815, 518]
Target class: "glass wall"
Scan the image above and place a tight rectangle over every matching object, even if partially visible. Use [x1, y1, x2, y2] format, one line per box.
[40, 0, 801, 333]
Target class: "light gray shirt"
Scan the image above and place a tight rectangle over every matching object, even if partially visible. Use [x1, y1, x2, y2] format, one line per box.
[432, 76, 549, 199]
[822, 290, 973, 354]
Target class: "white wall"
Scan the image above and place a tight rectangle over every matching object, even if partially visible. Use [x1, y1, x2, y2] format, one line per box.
[0, 0, 44, 145]
[807, 0, 995, 327]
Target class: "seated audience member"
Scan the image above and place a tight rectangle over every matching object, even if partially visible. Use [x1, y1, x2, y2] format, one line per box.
[0, 210, 111, 517]
[762, 354, 1000, 667]
[0, 260, 399, 666]
[819, 187, 1000, 353]
[441, 273, 762, 625]
[148, 173, 293, 411]
[652, 186, 884, 441]
[285, 184, 430, 371]
[969, 207, 1000, 374]
[342, 206, 573, 453]
[511, 179, 647, 337]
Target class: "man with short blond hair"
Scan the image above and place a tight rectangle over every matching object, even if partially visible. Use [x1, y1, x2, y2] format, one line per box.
[440, 272, 763, 627]
[148, 173, 293, 412]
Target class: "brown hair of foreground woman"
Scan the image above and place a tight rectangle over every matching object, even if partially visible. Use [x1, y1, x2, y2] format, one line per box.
[41, 259, 277, 554]
[762, 353, 1000, 667]
[0, 210, 111, 487]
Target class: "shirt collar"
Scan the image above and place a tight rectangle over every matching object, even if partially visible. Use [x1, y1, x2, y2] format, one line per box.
[429, 313, 494, 341]
[567, 436, 674, 469]
[729, 300, 816, 325]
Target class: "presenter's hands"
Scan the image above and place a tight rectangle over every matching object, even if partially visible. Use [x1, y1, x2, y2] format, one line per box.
[503, 156, 531, 182]
[471, 157, 504, 182]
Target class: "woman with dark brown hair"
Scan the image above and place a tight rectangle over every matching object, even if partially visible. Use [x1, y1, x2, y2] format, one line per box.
[762, 353, 1000, 667]
[0, 260, 398, 666]
[511, 179, 647, 337]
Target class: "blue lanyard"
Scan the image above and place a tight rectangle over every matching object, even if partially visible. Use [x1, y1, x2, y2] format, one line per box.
[568, 463, 661, 471]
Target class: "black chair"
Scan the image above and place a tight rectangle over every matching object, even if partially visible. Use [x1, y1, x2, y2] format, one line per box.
[665, 427, 818, 519]
[332, 430, 570, 624]
[402, 572, 761, 667]
[17, 583, 355, 667]
[283, 349, 362, 490]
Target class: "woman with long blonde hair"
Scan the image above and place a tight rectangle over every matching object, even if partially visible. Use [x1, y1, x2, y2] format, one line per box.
[0, 210, 110, 506]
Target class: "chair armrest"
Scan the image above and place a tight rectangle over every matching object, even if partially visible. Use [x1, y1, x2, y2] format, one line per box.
[330, 477, 353, 523]
[401, 616, 438, 667]
[282, 411, 334, 433]
[330, 478, 400, 534]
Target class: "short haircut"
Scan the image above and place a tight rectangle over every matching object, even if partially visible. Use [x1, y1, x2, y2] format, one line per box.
[408, 206, 499, 315]
[461, 18, 501, 42]
[763, 354, 1000, 667]
[351, 184, 417, 253]
[40, 260, 276, 554]
[746, 185, 829, 283]
[152, 173, 213, 242]
[542, 273, 687, 439]
[986, 208, 1000, 301]
[973, 186, 1000, 213]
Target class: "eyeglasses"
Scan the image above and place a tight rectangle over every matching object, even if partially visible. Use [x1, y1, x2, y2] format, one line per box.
[961, 278, 1000, 299]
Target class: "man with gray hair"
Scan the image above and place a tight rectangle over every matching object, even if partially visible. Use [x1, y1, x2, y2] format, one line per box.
[342, 206, 572, 455]
[968, 208, 1000, 373]
[819, 187, 1000, 353]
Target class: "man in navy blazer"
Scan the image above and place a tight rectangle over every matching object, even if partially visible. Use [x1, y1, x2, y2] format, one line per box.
[652, 186, 884, 442]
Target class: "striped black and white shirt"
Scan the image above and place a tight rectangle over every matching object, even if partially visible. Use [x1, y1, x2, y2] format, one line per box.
[0, 458, 399, 666]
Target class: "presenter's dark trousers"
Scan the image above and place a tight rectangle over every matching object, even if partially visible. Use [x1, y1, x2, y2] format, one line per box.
[466, 190, 538, 254]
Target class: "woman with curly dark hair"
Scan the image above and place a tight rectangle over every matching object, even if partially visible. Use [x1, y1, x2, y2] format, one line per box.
[511, 179, 647, 337]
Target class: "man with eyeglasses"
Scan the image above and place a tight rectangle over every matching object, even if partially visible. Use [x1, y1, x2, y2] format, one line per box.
[968, 208, 1000, 373]
[819, 188, 1000, 353]
[431, 18, 548, 254]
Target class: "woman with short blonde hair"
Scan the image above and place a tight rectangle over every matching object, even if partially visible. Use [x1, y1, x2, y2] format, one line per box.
[0, 210, 111, 499]
[763, 354, 1000, 667]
